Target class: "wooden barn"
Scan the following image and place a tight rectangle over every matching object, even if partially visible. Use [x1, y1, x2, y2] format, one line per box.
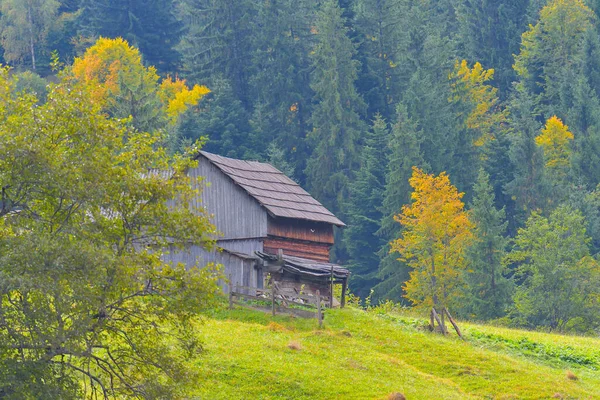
[163, 151, 350, 305]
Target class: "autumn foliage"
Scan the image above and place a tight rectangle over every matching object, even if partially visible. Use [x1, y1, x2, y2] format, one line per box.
[391, 167, 474, 311]
[536, 115, 574, 170]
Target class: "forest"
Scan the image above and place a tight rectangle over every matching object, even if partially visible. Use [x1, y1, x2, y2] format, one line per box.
[2, 0, 600, 334]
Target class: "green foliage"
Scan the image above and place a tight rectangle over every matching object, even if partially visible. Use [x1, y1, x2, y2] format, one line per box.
[506, 205, 600, 331]
[0, 0, 60, 71]
[343, 114, 388, 298]
[78, 0, 182, 73]
[0, 67, 221, 398]
[465, 169, 512, 320]
[305, 0, 367, 217]
[373, 104, 427, 302]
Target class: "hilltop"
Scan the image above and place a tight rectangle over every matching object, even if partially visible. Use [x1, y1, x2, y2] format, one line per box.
[183, 306, 600, 399]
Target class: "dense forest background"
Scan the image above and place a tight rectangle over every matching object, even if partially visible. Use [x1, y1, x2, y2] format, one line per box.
[3, 0, 600, 330]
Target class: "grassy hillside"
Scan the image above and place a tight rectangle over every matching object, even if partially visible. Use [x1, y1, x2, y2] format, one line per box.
[184, 305, 600, 399]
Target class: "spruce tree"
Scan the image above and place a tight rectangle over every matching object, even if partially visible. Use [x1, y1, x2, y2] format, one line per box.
[176, 0, 254, 106]
[249, 0, 314, 177]
[353, 0, 406, 120]
[78, 0, 182, 73]
[305, 0, 367, 216]
[465, 169, 512, 320]
[343, 115, 389, 298]
[373, 104, 428, 301]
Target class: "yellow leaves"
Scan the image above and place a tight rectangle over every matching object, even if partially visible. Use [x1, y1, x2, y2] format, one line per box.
[514, 0, 595, 78]
[391, 167, 474, 309]
[72, 37, 158, 106]
[536, 115, 574, 169]
[71, 37, 209, 127]
[159, 77, 210, 123]
[449, 60, 507, 147]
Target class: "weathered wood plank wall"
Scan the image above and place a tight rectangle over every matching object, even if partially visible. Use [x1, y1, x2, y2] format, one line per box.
[189, 157, 268, 241]
[162, 244, 261, 293]
[267, 217, 334, 244]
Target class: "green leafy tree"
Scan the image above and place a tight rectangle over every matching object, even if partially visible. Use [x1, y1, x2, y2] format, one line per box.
[465, 169, 512, 320]
[305, 0, 367, 216]
[0, 67, 220, 398]
[343, 114, 389, 298]
[506, 205, 600, 331]
[0, 0, 60, 70]
[373, 104, 428, 301]
[393, 167, 474, 326]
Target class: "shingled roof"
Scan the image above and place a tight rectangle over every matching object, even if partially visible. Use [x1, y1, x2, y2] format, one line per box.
[197, 151, 345, 226]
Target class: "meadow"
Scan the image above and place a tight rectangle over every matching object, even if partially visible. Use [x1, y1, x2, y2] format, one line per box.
[183, 304, 600, 399]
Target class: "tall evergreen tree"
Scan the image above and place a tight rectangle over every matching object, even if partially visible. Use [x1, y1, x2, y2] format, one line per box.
[305, 0, 367, 216]
[78, 0, 182, 73]
[373, 104, 428, 301]
[353, 0, 406, 120]
[176, 0, 254, 106]
[343, 114, 389, 298]
[248, 0, 314, 178]
[465, 169, 512, 320]
[454, 0, 529, 96]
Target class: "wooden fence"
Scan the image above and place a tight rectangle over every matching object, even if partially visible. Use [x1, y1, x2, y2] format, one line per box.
[228, 282, 325, 327]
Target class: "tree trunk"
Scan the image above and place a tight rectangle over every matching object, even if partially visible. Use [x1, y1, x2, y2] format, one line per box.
[27, 6, 36, 70]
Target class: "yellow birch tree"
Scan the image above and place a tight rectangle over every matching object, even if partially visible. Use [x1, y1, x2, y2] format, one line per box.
[391, 167, 474, 317]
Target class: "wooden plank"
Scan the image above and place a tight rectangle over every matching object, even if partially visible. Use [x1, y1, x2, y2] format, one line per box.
[267, 217, 335, 244]
[228, 274, 233, 309]
[271, 284, 276, 316]
[341, 278, 347, 308]
[444, 308, 464, 340]
[432, 308, 447, 335]
[316, 290, 322, 328]
[329, 265, 334, 308]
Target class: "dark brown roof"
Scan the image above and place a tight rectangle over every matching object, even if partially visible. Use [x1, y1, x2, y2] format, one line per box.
[198, 151, 345, 226]
[256, 251, 350, 279]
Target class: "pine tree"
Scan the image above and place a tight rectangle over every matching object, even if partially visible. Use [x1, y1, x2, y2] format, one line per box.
[465, 169, 512, 320]
[454, 0, 529, 96]
[353, 0, 406, 120]
[176, 77, 254, 159]
[176, 0, 254, 106]
[373, 104, 428, 301]
[343, 114, 389, 298]
[305, 0, 367, 216]
[248, 0, 314, 176]
[78, 0, 182, 73]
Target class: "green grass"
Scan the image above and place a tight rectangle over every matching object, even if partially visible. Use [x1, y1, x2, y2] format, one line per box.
[185, 305, 600, 399]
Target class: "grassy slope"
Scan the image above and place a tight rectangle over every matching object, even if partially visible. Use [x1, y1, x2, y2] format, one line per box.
[186, 306, 600, 399]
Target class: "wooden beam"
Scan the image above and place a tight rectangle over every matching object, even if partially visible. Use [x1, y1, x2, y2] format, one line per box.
[444, 308, 464, 340]
[341, 278, 347, 308]
[329, 264, 334, 308]
[316, 290, 322, 328]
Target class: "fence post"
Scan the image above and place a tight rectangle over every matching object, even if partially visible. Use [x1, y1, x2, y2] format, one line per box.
[329, 265, 334, 308]
[271, 284, 276, 317]
[316, 290, 322, 328]
[228, 274, 233, 309]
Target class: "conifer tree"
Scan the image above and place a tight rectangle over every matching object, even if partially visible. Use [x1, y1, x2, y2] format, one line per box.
[465, 169, 512, 320]
[176, 0, 254, 106]
[373, 104, 428, 301]
[343, 114, 389, 298]
[248, 0, 314, 175]
[353, 0, 406, 120]
[78, 0, 182, 73]
[305, 0, 367, 215]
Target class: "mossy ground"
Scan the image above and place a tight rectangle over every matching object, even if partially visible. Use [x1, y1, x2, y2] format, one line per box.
[185, 306, 600, 399]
